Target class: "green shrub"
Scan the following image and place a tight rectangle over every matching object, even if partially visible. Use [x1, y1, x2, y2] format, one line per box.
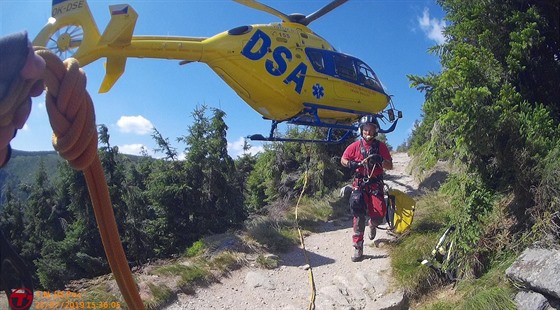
[440, 172, 496, 278]
[536, 143, 560, 209]
[185, 240, 206, 257]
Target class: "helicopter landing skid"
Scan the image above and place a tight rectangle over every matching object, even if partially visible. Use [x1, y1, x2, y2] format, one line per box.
[247, 125, 354, 144]
[247, 103, 400, 144]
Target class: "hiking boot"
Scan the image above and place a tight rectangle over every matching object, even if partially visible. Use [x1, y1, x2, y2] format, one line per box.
[368, 221, 377, 240]
[351, 247, 363, 262]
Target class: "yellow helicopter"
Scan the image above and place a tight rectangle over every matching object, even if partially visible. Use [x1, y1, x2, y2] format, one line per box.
[33, 0, 402, 143]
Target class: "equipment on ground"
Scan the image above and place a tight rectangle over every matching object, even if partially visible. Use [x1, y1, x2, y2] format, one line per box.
[386, 188, 415, 233]
[418, 225, 457, 281]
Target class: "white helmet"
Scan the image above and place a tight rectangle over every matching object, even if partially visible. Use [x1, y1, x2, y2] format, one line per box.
[358, 115, 379, 140]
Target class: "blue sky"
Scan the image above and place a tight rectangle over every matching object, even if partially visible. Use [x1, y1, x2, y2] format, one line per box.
[1, 0, 446, 158]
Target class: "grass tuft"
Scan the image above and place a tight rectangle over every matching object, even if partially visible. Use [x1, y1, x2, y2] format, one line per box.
[245, 217, 299, 252]
[458, 287, 516, 310]
[150, 263, 214, 294]
[208, 251, 245, 274]
[145, 282, 174, 309]
[256, 254, 279, 269]
[184, 240, 206, 257]
[293, 198, 334, 232]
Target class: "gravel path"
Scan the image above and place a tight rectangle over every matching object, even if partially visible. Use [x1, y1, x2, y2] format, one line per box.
[165, 152, 417, 310]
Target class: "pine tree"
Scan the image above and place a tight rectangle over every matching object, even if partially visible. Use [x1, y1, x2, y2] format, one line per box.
[0, 185, 27, 253]
[20, 161, 60, 262]
[205, 108, 246, 229]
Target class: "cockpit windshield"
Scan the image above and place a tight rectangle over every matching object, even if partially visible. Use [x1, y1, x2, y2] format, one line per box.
[305, 48, 386, 94]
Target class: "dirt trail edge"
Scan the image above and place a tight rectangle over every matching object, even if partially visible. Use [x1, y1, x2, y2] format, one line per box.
[165, 152, 418, 310]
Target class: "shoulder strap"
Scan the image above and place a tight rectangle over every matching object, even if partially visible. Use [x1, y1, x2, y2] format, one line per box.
[360, 139, 380, 158]
[371, 140, 379, 155]
[359, 140, 367, 159]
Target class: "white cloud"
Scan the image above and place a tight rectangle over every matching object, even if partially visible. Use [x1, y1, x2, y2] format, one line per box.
[227, 136, 264, 158]
[116, 115, 154, 135]
[21, 124, 29, 131]
[118, 143, 151, 156]
[418, 8, 446, 45]
[119, 137, 263, 158]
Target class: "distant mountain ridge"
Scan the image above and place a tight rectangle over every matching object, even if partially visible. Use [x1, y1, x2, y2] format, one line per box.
[0, 149, 62, 200]
[0, 149, 148, 202]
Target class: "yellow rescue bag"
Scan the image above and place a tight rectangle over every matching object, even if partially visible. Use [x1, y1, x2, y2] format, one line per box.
[388, 189, 415, 233]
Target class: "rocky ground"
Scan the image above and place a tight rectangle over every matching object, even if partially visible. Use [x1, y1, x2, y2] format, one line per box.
[164, 152, 418, 310]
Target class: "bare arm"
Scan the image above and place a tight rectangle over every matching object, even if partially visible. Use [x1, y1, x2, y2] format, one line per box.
[341, 156, 370, 168]
[383, 158, 393, 170]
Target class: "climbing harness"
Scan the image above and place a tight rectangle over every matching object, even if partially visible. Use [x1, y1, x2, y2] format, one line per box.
[357, 139, 382, 187]
[351, 139, 394, 231]
[0, 48, 145, 309]
[295, 146, 316, 310]
[353, 139, 384, 199]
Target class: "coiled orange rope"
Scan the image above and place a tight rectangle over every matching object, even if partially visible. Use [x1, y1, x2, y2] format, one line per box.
[36, 48, 144, 309]
[10, 48, 144, 310]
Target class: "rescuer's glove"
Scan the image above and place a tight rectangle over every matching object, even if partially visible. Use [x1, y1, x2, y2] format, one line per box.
[348, 161, 362, 170]
[369, 154, 383, 164]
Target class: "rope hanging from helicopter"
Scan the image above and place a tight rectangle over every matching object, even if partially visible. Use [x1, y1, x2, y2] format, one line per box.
[293, 138, 317, 310]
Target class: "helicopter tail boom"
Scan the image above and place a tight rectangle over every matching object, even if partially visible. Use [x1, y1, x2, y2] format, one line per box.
[34, 0, 207, 93]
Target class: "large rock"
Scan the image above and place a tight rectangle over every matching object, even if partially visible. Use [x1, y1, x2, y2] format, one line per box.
[514, 290, 552, 310]
[506, 248, 560, 301]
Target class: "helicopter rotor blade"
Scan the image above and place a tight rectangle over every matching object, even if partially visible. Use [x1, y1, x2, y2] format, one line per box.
[233, 0, 291, 22]
[299, 0, 349, 26]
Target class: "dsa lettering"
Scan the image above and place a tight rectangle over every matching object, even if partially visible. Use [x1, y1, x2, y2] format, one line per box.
[241, 29, 307, 94]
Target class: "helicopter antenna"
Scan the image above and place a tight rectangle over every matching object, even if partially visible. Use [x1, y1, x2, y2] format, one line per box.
[233, 0, 349, 26]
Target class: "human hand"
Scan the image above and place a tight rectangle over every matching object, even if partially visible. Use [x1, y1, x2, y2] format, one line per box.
[369, 154, 383, 164]
[358, 157, 368, 166]
[21, 41, 46, 97]
[347, 160, 362, 170]
[0, 32, 46, 167]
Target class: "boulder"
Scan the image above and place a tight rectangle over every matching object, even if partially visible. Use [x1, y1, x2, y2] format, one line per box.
[514, 290, 552, 310]
[506, 247, 560, 308]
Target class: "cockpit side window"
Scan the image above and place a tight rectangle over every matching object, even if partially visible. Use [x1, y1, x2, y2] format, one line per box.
[357, 61, 383, 92]
[334, 55, 357, 81]
[304, 48, 386, 94]
[308, 50, 325, 73]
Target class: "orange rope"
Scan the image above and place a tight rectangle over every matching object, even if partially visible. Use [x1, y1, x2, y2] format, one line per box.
[33, 48, 144, 310]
